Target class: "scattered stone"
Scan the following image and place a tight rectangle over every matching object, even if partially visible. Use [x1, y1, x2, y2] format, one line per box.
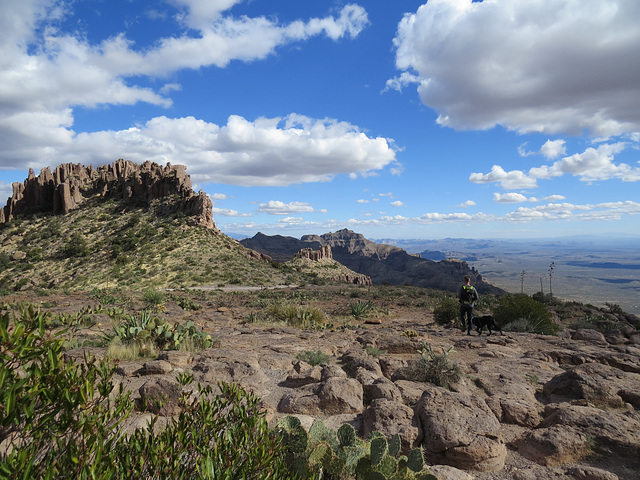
[139, 378, 182, 416]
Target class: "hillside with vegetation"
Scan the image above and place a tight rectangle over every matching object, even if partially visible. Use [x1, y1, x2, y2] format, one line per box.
[0, 195, 311, 292]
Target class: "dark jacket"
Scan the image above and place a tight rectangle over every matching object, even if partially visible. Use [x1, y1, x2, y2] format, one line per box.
[458, 284, 479, 307]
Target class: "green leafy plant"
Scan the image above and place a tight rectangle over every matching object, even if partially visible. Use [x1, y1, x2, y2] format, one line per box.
[297, 349, 332, 366]
[60, 232, 90, 258]
[365, 346, 386, 357]
[406, 342, 462, 390]
[495, 294, 558, 335]
[142, 288, 165, 308]
[433, 297, 459, 326]
[350, 300, 374, 319]
[0, 306, 290, 479]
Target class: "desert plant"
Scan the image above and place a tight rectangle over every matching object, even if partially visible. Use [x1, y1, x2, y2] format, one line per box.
[0, 306, 134, 479]
[433, 297, 459, 326]
[60, 232, 90, 258]
[112, 311, 213, 352]
[277, 417, 436, 479]
[502, 313, 558, 335]
[406, 342, 462, 390]
[297, 349, 332, 366]
[494, 294, 558, 335]
[350, 300, 374, 319]
[0, 306, 290, 479]
[365, 346, 386, 357]
[142, 288, 165, 308]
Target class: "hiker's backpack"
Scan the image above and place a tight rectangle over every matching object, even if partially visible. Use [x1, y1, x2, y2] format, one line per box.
[461, 285, 475, 303]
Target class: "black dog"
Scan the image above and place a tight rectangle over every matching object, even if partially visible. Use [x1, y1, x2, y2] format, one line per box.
[472, 315, 503, 336]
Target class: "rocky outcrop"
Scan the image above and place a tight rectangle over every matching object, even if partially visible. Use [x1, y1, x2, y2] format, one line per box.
[0, 159, 216, 229]
[63, 292, 640, 480]
[241, 229, 504, 294]
[289, 244, 373, 285]
[298, 245, 333, 261]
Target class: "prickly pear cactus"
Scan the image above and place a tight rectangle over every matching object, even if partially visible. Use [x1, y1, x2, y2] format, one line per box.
[338, 422, 357, 447]
[406, 448, 424, 472]
[370, 436, 388, 466]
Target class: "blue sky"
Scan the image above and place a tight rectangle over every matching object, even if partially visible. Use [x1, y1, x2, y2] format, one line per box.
[1, 0, 639, 240]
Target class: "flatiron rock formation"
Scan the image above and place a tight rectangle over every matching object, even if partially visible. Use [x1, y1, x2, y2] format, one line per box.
[0, 159, 216, 230]
[292, 245, 372, 285]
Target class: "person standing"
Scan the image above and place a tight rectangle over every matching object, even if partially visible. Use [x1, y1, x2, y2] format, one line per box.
[459, 275, 479, 335]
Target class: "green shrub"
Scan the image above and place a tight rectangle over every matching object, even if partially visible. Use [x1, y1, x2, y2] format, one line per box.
[0, 307, 291, 479]
[142, 288, 165, 307]
[406, 342, 462, 390]
[0, 306, 133, 479]
[433, 297, 459, 326]
[494, 294, 558, 335]
[297, 349, 332, 366]
[350, 300, 373, 319]
[60, 233, 90, 258]
[261, 302, 325, 328]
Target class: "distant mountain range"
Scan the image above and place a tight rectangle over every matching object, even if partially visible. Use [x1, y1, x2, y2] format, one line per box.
[240, 229, 505, 295]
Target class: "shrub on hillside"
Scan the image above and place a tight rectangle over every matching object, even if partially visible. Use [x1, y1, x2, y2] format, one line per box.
[60, 233, 90, 258]
[494, 293, 558, 335]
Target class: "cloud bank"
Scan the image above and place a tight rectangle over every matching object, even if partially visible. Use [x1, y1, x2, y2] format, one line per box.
[0, 0, 387, 186]
[390, 0, 640, 137]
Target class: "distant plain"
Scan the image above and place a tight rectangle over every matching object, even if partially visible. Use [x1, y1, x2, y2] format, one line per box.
[383, 236, 640, 316]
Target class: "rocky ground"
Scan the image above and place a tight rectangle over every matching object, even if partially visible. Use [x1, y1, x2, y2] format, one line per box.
[13, 286, 640, 480]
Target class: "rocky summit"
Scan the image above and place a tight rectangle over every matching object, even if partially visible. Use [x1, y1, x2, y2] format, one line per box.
[0, 159, 215, 229]
[51, 285, 640, 480]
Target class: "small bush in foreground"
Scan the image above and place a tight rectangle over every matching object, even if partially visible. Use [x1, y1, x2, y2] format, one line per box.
[297, 349, 332, 366]
[0, 307, 290, 479]
[433, 297, 459, 326]
[406, 342, 462, 390]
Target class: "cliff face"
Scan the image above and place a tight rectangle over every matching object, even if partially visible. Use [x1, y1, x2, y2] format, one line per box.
[0, 159, 216, 230]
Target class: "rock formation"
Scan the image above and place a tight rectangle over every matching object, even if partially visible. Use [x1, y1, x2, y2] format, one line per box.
[291, 245, 372, 285]
[0, 159, 216, 230]
[298, 245, 333, 261]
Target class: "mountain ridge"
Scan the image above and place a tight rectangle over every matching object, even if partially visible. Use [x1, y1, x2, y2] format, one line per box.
[241, 229, 505, 295]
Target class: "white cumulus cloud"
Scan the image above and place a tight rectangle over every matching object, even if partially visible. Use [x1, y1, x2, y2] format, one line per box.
[391, 0, 640, 137]
[257, 201, 323, 215]
[493, 192, 529, 203]
[0, 0, 373, 174]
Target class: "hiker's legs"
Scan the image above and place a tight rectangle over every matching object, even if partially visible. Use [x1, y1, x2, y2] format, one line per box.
[460, 305, 473, 333]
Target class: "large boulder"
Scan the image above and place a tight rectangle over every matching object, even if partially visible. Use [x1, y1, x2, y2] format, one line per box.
[278, 378, 363, 416]
[474, 360, 543, 427]
[514, 425, 589, 466]
[541, 405, 640, 457]
[543, 362, 640, 409]
[415, 387, 506, 471]
[362, 398, 421, 454]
